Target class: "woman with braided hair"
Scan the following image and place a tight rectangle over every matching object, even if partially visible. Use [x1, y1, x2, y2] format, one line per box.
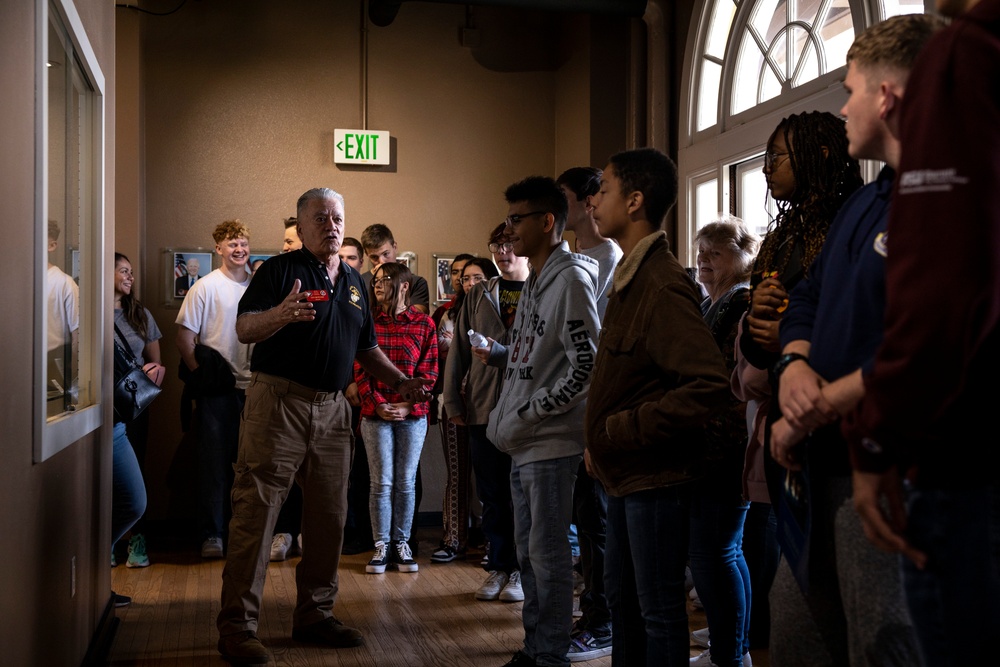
[732, 111, 862, 652]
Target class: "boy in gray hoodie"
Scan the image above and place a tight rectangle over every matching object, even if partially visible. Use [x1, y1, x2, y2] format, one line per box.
[477, 176, 601, 667]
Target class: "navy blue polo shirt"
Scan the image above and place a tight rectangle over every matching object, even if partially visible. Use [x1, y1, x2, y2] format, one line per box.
[239, 248, 377, 392]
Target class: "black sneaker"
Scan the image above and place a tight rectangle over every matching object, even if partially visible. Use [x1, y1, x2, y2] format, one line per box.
[395, 541, 419, 573]
[366, 541, 388, 574]
[113, 592, 131, 607]
[501, 650, 537, 667]
[567, 627, 612, 662]
[430, 543, 460, 563]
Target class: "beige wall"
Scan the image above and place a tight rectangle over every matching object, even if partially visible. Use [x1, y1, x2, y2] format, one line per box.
[0, 0, 117, 664]
[121, 1, 629, 523]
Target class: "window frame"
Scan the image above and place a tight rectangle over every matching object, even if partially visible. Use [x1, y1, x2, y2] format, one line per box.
[34, 0, 106, 462]
[677, 0, 920, 268]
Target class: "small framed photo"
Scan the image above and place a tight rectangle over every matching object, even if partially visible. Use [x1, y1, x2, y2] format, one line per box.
[433, 254, 458, 304]
[249, 251, 279, 276]
[165, 249, 214, 305]
[397, 250, 417, 274]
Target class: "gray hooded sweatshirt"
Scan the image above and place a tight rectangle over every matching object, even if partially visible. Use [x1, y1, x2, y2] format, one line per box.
[486, 241, 601, 466]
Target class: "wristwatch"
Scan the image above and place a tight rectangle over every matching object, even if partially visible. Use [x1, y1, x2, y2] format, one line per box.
[773, 352, 809, 378]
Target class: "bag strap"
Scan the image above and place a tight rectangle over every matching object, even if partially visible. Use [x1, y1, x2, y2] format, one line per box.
[113, 323, 141, 367]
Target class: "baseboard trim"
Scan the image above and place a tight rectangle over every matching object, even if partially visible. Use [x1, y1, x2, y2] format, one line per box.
[81, 596, 118, 667]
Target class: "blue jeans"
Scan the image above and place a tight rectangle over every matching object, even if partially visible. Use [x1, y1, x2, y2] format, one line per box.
[902, 484, 1000, 666]
[742, 501, 778, 649]
[574, 460, 611, 634]
[197, 389, 245, 540]
[469, 424, 517, 572]
[511, 454, 581, 667]
[689, 483, 750, 666]
[605, 484, 692, 667]
[361, 416, 427, 544]
[112, 421, 147, 547]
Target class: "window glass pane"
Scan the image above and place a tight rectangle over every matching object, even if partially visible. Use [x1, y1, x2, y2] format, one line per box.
[695, 179, 720, 232]
[751, 0, 784, 43]
[46, 12, 82, 418]
[819, 1, 855, 72]
[882, 0, 926, 18]
[736, 157, 773, 239]
[705, 0, 737, 59]
[697, 59, 722, 131]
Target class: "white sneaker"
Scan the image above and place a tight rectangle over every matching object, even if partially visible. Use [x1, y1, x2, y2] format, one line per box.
[395, 541, 419, 573]
[201, 536, 224, 559]
[689, 585, 703, 610]
[499, 570, 524, 602]
[691, 627, 710, 649]
[270, 533, 293, 562]
[689, 649, 752, 667]
[297, 533, 303, 555]
[475, 570, 508, 601]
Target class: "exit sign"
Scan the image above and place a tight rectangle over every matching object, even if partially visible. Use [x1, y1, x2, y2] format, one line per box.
[334, 129, 390, 165]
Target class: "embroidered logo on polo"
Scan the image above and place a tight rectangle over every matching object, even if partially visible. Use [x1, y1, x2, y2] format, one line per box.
[349, 286, 362, 310]
[873, 232, 888, 258]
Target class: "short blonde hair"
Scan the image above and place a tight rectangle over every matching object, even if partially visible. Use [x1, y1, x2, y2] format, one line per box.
[212, 219, 250, 244]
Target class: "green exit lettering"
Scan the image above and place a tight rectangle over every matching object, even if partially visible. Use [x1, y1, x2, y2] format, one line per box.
[345, 133, 378, 160]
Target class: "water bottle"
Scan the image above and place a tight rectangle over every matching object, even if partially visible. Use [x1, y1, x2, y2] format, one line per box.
[468, 329, 489, 349]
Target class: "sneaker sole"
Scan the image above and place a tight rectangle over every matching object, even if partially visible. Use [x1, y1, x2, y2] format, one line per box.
[568, 646, 612, 662]
[125, 559, 150, 568]
[474, 591, 500, 601]
[498, 592, 524, 602]
[397, 564, 419, 573]
[365, 564, 387, 574]
[430, 555, 457, 563]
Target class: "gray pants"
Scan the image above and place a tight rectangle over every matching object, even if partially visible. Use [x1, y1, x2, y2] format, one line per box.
[769, 476, 921, 667]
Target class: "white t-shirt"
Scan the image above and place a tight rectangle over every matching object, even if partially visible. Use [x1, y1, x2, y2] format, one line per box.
[175, 268, 252, 388]
[578, 239, 622, 320]
[46, 265, 79, 352]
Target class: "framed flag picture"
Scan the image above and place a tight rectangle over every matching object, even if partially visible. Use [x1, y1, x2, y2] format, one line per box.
[165, 249, 214, 305]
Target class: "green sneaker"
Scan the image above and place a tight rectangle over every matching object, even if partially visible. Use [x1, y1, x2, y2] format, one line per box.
[126, 534, 150, 568]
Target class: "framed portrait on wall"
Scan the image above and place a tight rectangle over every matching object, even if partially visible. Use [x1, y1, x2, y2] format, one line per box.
[249, 251, 279, 276]
[433, 254, 457, 304]
[165, 249, 214, 305]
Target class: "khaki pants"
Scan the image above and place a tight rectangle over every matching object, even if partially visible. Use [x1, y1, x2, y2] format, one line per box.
[217, 372, 353, 637]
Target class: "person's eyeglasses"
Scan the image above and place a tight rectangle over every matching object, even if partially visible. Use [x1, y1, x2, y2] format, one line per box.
[461, 274, 487, 285]
[488, 241, 513, 254]
[764, 151, 789, 170]
[503, 211, 548, 228]
[372, 277, 393, 286]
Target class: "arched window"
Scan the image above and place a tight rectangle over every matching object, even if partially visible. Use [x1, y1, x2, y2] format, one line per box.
[676, 0, 925, 265]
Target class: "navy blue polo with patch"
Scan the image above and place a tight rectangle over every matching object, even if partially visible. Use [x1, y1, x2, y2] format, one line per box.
[238, 247, 376, 392]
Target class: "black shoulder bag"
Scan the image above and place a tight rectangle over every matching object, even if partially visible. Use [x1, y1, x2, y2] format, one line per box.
[113, 323, 162, 422]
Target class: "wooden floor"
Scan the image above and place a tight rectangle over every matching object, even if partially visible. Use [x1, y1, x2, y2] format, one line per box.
[109, 529, 769, 667]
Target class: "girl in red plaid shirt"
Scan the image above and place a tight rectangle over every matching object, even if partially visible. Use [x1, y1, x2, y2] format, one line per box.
[355, 262, 438, 574]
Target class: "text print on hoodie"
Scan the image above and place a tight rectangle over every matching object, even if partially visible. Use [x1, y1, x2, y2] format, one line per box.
[486, 242, 601, 466]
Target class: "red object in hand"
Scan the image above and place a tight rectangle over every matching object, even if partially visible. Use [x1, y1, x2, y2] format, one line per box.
[143, 362, 166, 387]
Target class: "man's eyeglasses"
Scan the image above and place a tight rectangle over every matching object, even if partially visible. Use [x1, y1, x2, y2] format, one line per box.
[764, 151, 789, 170]
[488, 241, 513, 254]
[503, 211, 548, 228]
[461, 275, 488, 285]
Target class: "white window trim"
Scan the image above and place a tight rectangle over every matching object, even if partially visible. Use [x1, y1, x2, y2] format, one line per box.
[676, 0, 916, 268]
[35, 0, 106, 462]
